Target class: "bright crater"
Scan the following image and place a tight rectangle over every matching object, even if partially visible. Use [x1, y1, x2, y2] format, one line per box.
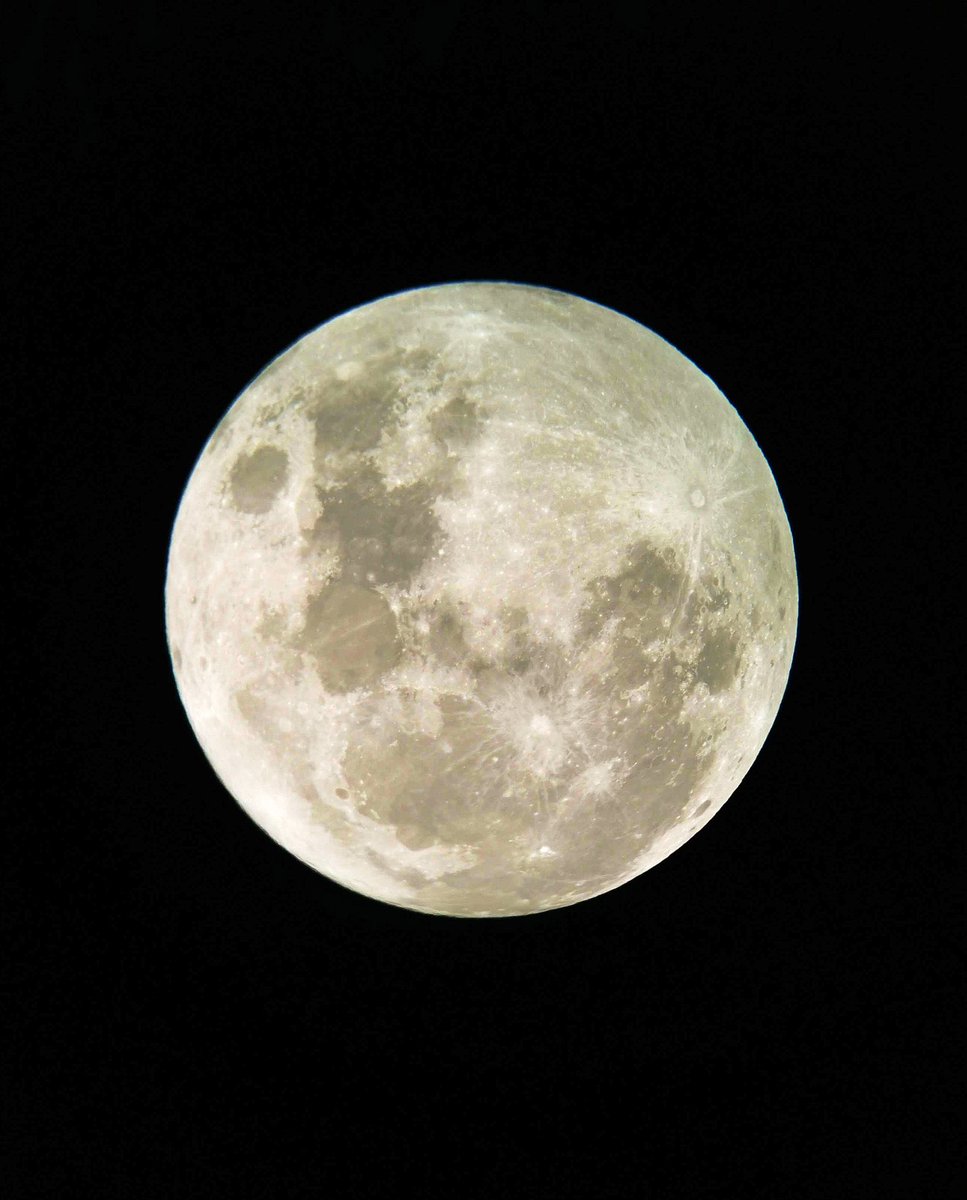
[165, 282, 797, 916]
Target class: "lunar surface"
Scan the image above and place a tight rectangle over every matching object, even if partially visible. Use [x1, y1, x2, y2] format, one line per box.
[165, 283, 797, 917]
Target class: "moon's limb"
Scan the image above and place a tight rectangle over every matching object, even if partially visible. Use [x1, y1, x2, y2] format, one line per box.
[165, 283, 797, 916]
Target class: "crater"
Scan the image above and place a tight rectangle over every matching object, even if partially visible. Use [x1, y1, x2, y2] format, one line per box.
[228, 445, 289, 514]
[296, 582, 401, 693]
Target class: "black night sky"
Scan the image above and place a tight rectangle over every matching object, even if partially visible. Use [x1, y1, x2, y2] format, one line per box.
[6, 4, 960, 1197]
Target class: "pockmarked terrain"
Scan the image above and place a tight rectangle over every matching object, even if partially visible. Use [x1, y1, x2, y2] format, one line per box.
[166, 283, 798, 916]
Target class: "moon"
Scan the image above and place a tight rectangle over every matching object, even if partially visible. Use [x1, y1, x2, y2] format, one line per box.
[165, 283, 797, 917]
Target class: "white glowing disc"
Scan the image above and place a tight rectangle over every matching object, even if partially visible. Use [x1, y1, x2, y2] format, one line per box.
[165, 283, 797, 916]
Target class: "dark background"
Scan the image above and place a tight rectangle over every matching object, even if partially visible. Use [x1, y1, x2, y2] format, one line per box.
[6, 3, 960, 1197]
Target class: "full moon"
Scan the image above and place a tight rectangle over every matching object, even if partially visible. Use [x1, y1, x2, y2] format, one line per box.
[165, 283, 797, 917]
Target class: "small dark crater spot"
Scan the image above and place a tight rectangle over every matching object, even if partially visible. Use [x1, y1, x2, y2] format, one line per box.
[334, 787, 349, 800]
[229, 445, 289, 514]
